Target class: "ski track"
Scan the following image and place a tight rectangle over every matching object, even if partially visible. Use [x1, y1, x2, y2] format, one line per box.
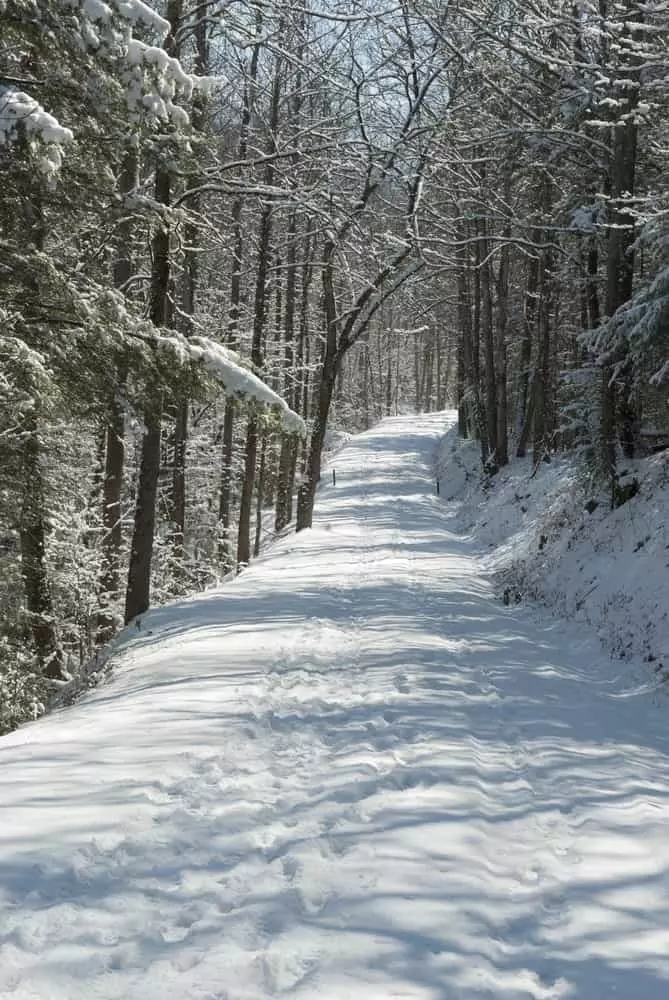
[2, 414, 669, 999]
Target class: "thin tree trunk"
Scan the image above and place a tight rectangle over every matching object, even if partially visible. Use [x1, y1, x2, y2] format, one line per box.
[169, 18, 208, 568]
[218, 17, 262, 566]
[96, 148, 136, 642]
[296, 353, 337, 531]
[495, 239, 510, 467]
[479, 227, 497, 468]
[609, 121, 639, 460]
[124, 158, 172, 623]
[424, 337, 434, 412]
[515, 246, 539, 457]
[275, 213, 298, 533]
[171, 398, 188, 559]
[599, 0, 641, 483]
[17, 181, 66, 677]
[296, 241, 338, 531]
[124, 396, 162, 624]
[124, 0, 182, 623]
[96, 398, 125, 641]
[217, 403, 236, 567]
[531, 248, 554, 462]
[254, 433, 267, 557]
[20, 406, 65, 679]
[458, 255, 487, 463]
[237, 199, 274, 568]
[386, 336, 393, 416]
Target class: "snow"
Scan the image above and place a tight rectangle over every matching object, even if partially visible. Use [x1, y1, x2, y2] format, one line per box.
[83, 0, 114, 23]
[437, 426, 669, 675]
[2, 412, 669, 999]
[114, 0, 170, 37]
[158, 334, 305, 435]
[0, 87, 73, 152]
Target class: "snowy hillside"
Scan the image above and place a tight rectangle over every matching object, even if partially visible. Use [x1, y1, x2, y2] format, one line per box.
[2, 414, 669, 1000]
[436, 427, 669, 678]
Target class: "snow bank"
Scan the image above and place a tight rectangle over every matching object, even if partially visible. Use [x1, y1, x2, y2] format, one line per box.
[436, 427, 669, 674]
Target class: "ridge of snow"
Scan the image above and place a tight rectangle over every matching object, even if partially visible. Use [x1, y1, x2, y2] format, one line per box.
[114, 0, 170, 37]
[159, 333, 305, 435]
[0, 87, 73, 169]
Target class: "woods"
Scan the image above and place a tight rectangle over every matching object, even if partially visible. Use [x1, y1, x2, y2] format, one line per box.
[1, 0, 668, 734]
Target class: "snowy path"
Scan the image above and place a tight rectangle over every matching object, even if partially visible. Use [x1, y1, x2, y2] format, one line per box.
[2, 413, 669, 1000]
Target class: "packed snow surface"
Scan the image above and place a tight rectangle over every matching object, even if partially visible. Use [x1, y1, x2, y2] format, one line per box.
[2, 413, 669, 1000]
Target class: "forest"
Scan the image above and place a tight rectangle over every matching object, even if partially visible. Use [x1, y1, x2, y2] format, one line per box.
[1, 0, 667, 734]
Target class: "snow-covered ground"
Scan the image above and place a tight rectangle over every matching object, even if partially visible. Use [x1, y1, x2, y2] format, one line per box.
[2, 413, 669, 1000]
[436, 426, 669, 676]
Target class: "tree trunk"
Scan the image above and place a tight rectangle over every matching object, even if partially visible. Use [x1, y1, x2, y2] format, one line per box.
[479, 229, 497, 468]
[96, 397, 125, 642]
[236, 201, 273, 567]
[494, 239, 510, 467]
[96, 148, 136, 642]
[296, 353, 337, 531]
[458, 250, 488, 462]
[531, 248, 554, 462]
[609, 122, 639, 460]
[171, 397, 188, 558]
[168, 17, 207, 568]
[217, 402, 236, 568]
[516, 246, 539, 457]
[254, 432, 267, 557]
[599, 0, 641, 479]
[218, 18, 262, 565]
[123, 0, 182, 622]
[296, 241, 338, 531]
[124, 159, 172, 623]
[236, 30, 282, 568]
[20, 407, 66, 679]
[124, 398, 162, 624]
[274, 212, 298, 533]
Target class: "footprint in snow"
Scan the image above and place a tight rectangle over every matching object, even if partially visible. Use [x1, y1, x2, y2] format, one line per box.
[393, 671, 412, 693]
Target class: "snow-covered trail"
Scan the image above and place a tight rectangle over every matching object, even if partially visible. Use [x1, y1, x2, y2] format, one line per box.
[2, 414, 669, 1000]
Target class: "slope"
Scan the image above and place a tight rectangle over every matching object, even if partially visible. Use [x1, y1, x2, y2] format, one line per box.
[1, 413, 669, 1000]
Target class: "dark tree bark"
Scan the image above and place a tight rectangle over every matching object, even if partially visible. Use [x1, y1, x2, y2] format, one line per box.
[96, 149, 136, 643]
[254, 432, 268, 557]
[20, 407, 66, 679]
[296, 240, 339, 530]
[237, 194, 276, 567]
[599, 0, 641, 487]
[494, 238, 510, 467]
[531, 248, 554, 462]
[16, 179, 65, 677]
[516, 245, 539, 458]
[218, 17, 265, 567]
[96, 397, 125, 641]
[476, 227, 497, 466]
[169, 17, 208, 568]
[296, 354, 337, 530]
[124, 141, 174, 623]
[274, 214, 299, 533]
[458, 249, 488, 463]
